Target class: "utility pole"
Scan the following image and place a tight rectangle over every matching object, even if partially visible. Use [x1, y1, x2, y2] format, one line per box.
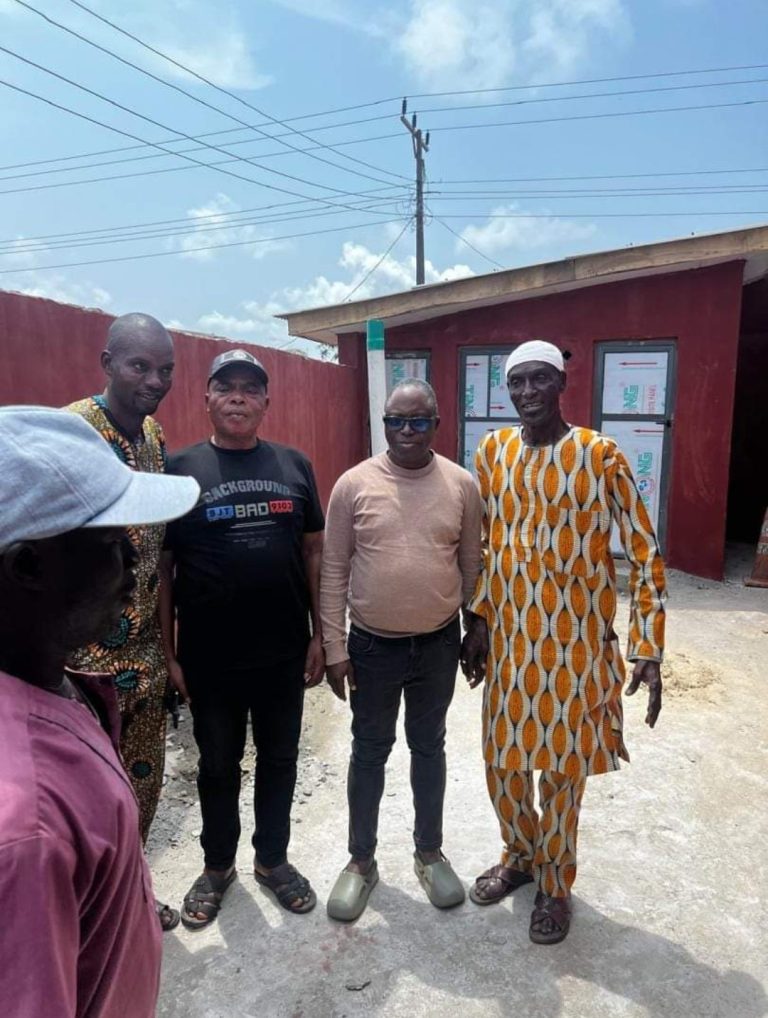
[400, 99, 430, 286]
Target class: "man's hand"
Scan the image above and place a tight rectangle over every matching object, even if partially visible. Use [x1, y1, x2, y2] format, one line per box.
[460, 612, 489, 689]
[167, 657, 190, 704]
[326, 659, 356, 702]
[304, 633, 325, 687]
[626, 660, 662, 728]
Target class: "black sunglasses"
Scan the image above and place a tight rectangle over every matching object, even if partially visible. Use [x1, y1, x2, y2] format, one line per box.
[382, 415, 436, 433]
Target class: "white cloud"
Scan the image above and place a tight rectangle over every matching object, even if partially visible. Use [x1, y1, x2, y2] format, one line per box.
[13, 277, 113, 308]
[132, 1, 271, 90]
[396, 0, 629, 90]
[184, 235, 473, 355]
[266, 0, 384, 34]
[524, 0, 628, 71]
[29, 1, 272, 91]
[283, 240, 472, 309]
[197, 303, 285, 344]
[0, 237, 112, 307]
[398, 1, 515, 91]
[160, 32, 272, 91]
[168, 193, 289, 262]
[459, 204, 597, 256]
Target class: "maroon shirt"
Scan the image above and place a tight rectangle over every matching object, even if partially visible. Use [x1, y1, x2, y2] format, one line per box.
[0, 670, 161, 1017]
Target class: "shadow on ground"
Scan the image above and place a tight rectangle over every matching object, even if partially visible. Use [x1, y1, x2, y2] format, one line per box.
[159, 874, 767, 1018]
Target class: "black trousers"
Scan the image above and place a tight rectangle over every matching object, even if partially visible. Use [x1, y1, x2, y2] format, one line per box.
[186, 653, 305, 871]
[346, 618, 460, 859]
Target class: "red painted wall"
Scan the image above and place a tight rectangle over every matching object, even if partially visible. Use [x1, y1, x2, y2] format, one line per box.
[0, 290, 365, 505]
[366, 262, 746, 579]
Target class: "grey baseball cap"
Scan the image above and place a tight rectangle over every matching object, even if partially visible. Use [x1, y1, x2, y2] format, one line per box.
[0, 406, 200, 551]
[208, 349, 268, 386]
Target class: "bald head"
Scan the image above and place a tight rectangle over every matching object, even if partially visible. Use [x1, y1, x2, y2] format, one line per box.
[106, 313, 173, 358]
[101, 313, 175, 429]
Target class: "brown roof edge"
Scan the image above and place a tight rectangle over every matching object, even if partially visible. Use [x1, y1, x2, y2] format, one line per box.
[278, 223, 768, 342]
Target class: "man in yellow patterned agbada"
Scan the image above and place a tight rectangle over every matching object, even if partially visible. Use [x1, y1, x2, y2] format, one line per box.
[461, 339, 666, 945]
[67, 313, 179, 933]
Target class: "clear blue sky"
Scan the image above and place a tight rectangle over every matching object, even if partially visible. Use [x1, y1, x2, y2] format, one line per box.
[1, 0, 766, 353]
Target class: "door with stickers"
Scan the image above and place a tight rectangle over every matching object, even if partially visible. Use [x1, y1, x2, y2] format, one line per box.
[593, 340, 676, 553]
[458, 348, 519, 472]
[385, 351, 430, 394]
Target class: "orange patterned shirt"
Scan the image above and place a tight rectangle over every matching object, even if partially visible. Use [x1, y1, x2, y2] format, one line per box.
[470, 426, 666, 779]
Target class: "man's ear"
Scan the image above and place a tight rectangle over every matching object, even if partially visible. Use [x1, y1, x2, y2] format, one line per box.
[100, 349, 112, 376]
[434, 415, 441, 432]
[1, 542, 44, 590]
[558, 370, 567, 394]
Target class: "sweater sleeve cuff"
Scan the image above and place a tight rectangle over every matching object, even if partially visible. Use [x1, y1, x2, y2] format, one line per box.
[323, 639, 349, 666]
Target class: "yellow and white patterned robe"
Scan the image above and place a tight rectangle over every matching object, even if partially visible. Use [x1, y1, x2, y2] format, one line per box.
[470, 426, 666, 779]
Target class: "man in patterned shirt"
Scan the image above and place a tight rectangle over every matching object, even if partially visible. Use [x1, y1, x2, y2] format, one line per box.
[461, 339, 666, 945]
[67, 312, 179, 931]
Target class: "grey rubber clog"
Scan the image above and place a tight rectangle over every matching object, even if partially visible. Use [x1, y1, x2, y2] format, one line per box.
[413, 852, 466, 909]
[326, 861, 379, 922]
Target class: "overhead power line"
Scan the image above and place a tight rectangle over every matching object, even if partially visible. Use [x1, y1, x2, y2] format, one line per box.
[404, 63, 768, 99]
[0, 62, 403, 218]
[427, 97, 768, 134]
[2, 72, 766, 180]
[0, 186, 408, 247]
[0, 131, 398, 185]
[12, 0, 402, 188]
[4, 181, 760, 257]
[422, 187, 768, 199]
[63, 0, 408, 184]
[2, 206, 763, 265]
[0, 112, 403, 175]
[0, 43, 399, 200]
[435, 218, 506, 271]
[412, 76, 768, 118]
[343, 218, 414, 301]
[0, 134, 414, 197]
[0, 218, 406, 274]
[429, 210, 768, 219]
[0, 200, 410, 257]
[1, 99, 763, 204]
[2, 156, 767, 201]
[436, 167, 768, 185]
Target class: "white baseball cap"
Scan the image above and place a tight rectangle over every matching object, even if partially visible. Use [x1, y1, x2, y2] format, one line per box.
[0, 405, 200, 550]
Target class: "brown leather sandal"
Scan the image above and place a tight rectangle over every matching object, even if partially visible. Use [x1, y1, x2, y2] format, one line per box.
[469, 864, 533, 905]
[529, 891, 572, 944]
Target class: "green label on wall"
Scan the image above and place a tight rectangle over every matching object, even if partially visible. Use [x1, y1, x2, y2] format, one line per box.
[367, 319, 385, 351]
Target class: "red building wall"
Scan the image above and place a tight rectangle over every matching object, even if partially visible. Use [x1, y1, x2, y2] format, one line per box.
[347, 262, 745, 579]
[0, 290, 366, 505]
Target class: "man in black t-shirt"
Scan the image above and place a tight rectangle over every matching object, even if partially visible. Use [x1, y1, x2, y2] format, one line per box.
[160, 349, 325, 928]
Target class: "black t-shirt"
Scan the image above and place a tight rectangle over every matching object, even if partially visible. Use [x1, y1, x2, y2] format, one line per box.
[165, 440, 324, 668]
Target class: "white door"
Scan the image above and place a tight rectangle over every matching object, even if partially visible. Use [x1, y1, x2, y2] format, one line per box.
[595, 342, 675, 552]
[459, 348, 519, 471]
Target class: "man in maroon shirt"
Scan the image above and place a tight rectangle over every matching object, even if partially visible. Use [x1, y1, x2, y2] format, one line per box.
[0, 406, 198, 1018]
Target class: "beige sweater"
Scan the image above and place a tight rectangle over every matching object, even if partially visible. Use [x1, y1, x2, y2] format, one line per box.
[320, 452, 483, 666]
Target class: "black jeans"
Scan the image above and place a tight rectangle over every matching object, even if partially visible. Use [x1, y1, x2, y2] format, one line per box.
[185, 653, 305, 871]
[346, 618, 460, 859]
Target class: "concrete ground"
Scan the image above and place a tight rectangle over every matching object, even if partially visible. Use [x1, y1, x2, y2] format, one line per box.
[150, 549, 768, 1018]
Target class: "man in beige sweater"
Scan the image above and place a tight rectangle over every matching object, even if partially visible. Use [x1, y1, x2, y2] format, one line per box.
[321, 379, 482, 921]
